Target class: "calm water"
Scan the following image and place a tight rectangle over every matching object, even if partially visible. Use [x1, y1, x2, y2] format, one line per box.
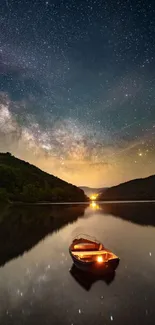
[0, 202, 155, 325]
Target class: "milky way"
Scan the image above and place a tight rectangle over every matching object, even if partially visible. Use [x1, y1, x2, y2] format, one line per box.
[0, 0, 155, 186]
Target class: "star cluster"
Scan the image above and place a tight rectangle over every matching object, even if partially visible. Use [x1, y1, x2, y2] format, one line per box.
[0, 0, 155, 186]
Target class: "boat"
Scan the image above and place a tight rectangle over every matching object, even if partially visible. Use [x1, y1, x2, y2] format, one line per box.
[69, 234, 120, 274]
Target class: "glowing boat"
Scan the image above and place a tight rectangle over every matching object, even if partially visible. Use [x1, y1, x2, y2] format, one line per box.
[69, 235, 119, 274]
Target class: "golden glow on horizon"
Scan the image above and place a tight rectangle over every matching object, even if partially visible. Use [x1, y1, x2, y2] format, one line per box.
[1, 95, 155, 188]
[90, 193, 98, 201]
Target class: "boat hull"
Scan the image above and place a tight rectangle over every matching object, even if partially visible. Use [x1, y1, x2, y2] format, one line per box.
[69, 235, 120, 275]
[69, 249, 119, 274]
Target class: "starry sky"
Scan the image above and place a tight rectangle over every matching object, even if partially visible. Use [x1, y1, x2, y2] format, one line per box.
[0, 0, 155, 187]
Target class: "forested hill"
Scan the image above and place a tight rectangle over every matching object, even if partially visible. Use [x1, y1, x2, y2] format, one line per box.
[98, 175, 155, 201]
[0, 152, 87, 203]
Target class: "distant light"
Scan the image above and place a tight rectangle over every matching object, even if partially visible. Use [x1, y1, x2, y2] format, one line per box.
[138, 152, 143, 157]
[79, 309, 81, 314]
[97, 256, 104, 263]
[149, 252, 152, 256]
[90, 193, 98, 201]
[110, 315, 114, 321]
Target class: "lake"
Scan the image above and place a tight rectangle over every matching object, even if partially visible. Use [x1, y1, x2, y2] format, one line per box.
[0, 202, 155, 325]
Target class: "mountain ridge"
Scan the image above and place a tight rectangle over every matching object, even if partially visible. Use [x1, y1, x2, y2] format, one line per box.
[0, 152, 87, 203]
[98, 174, 155, 201]
[80, 186, 108, 196]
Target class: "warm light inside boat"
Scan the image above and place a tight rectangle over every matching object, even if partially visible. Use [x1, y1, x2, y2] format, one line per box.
[97, 255, 104, 263]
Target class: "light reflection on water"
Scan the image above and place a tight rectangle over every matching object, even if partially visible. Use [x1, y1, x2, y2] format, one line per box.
[0, 202, 155, 324]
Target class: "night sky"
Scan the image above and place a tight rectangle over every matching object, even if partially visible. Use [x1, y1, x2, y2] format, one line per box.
[0, 0, 155, 187]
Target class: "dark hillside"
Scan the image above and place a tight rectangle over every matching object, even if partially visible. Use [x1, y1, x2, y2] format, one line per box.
[98, 175, 155, 201]
[0, 152, 87, 203]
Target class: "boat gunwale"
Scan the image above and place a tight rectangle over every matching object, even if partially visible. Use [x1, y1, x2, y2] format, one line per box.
[72, 234, 100, 244]
[69, 249, 96, 265]
[69, 235, 120, 270]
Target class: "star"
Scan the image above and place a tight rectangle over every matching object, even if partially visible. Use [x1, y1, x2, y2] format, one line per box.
[0, 0, 155, 187]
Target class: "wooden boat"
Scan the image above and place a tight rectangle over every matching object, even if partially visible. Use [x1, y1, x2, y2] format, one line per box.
[69, 234, 119, 274]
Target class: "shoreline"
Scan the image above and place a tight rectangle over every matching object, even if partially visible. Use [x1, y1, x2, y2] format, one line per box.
[7, 199, 155, 206]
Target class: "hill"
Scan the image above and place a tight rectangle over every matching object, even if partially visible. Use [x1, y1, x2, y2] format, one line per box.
[0, 152, 87, 203]
[98, 175, 155, 201]
[80, 186, 107, 197]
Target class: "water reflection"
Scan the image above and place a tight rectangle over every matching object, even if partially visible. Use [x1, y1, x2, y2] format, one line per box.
[1, 202, 155, 269]
[70, 264, 116, 291]
[99, 202, 155, 227]
[0, 204, 87, 267]
[89, 201, 100, 210]
[0, 202, 155, 325]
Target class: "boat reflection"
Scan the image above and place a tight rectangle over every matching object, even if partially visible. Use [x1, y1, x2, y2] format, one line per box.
[70, 264, 117, 291]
